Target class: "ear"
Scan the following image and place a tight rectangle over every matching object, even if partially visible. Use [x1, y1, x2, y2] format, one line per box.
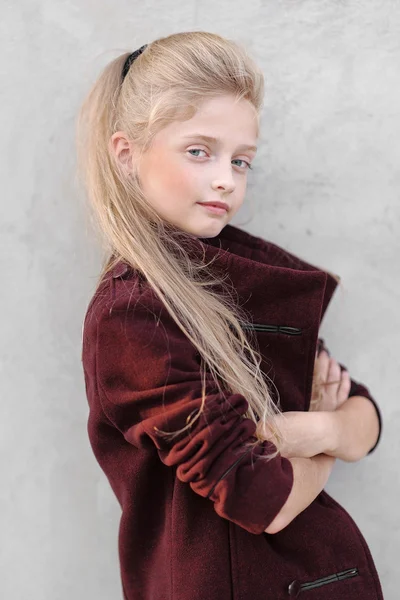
[109, 131, 136, 175]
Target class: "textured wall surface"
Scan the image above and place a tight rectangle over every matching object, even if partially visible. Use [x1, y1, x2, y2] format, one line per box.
[1, 0, 398, 598]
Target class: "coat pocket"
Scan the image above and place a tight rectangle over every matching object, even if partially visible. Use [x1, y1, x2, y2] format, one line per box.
[288, 567, 359, 596]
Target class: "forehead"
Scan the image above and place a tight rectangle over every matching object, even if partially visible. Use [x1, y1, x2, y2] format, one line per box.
[158, 95, 259, 147]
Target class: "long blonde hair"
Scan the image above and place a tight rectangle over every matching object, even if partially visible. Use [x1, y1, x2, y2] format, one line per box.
[76, 31, 291, 459]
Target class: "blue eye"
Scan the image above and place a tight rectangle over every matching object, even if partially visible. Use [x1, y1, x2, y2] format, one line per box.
[187, 149, 253, 170]
[232, 159, 253, 170]
[188, 149, 206, 157]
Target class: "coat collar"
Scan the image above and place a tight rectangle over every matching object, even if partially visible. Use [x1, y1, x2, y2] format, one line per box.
[112, 223, 339, 327]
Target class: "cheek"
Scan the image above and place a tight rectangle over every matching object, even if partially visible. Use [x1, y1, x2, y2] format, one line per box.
[144, 154, 195, 199]
[163, 167, 193, 195]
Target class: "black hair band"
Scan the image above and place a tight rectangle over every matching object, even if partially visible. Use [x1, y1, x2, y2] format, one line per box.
[121, 44, 148, 82]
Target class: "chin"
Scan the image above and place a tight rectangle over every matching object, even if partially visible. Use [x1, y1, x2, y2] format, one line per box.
[198, 224, 227, 239]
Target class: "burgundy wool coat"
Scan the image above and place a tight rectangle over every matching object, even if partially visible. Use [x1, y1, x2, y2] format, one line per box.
[81, 223, 383, 600]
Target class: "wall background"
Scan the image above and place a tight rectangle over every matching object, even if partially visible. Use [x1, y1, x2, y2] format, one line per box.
[1, 0, 398, 598]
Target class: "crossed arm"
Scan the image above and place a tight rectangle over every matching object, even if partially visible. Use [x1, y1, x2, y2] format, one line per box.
[263, 347, 382, 534]
[323, 394, 381, 461]
[311, 338, 382, 462]
[270, 395, 381, 463]
[264, 334, 382, 463]
[264, 398, 381, 534]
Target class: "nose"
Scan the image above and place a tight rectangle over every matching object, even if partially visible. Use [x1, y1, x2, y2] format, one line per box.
[211, 162, 236, 192]
[211, 174, 235, 194]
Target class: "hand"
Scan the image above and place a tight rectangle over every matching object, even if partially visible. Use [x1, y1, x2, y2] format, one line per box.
[309, 349, 351, 412]
[262, 411, 336, 459]
[262, 348, 353, 459]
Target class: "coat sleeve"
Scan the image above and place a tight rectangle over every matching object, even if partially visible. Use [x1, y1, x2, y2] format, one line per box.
[316, 338, 382, 454]
[89, 284, 294, 536]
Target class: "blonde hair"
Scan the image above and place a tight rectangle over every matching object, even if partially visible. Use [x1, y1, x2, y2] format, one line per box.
[76, 31, 294, 460]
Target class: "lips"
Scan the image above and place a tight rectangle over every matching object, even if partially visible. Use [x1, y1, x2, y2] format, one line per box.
[197, 202, 228, 211]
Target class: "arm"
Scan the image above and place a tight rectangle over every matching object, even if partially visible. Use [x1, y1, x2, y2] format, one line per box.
[84, 279, 294, 536]
[325, 395, 381, 462]
[317, 337, 383, 456]
[265, 454, 336, 534]
[265, 405, 380, 464]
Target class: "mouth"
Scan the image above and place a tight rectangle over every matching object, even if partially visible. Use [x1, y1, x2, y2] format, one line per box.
[197, 202, 229, 215]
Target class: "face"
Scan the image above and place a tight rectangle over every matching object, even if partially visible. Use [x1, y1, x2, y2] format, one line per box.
[113, 94, 258, 238]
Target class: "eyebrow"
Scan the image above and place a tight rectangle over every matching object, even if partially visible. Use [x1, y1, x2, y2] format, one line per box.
[182, 134, 257, 152]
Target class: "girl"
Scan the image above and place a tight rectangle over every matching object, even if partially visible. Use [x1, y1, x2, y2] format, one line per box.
[78, 31, 383, 600]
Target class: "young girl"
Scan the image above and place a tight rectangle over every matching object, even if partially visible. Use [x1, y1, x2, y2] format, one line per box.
[78, 31, 383, 600]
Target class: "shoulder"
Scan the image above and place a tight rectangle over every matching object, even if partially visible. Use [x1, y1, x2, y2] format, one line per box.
[82, 259, 156, 339]
[81, 259, 198, 372]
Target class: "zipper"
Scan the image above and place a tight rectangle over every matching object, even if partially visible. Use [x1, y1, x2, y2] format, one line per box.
[240, 322, 302, 336]
[288, 568, 359, 596]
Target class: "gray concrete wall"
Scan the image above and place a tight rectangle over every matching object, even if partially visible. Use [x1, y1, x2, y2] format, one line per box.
[1, 1, 398, 597]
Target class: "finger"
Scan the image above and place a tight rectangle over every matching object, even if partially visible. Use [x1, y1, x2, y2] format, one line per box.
[327, 357, 341, 381]
[308, 397, 320, 412]
[315, 349, 330, 381]
[326, 357, 341, 400]
[316, 341, 330, 359]
[310, 365, 325, 409]
[337, 369, 351, 405]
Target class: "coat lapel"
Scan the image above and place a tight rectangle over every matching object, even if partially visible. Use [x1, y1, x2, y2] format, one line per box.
[194, 224, 340, 411]
[197, 223, 340, 329]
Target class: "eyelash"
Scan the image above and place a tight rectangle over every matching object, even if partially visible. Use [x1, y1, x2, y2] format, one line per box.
[187, 148, 253, 170]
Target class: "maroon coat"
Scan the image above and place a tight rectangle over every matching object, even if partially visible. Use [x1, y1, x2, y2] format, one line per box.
[81, 223, 383, 600]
